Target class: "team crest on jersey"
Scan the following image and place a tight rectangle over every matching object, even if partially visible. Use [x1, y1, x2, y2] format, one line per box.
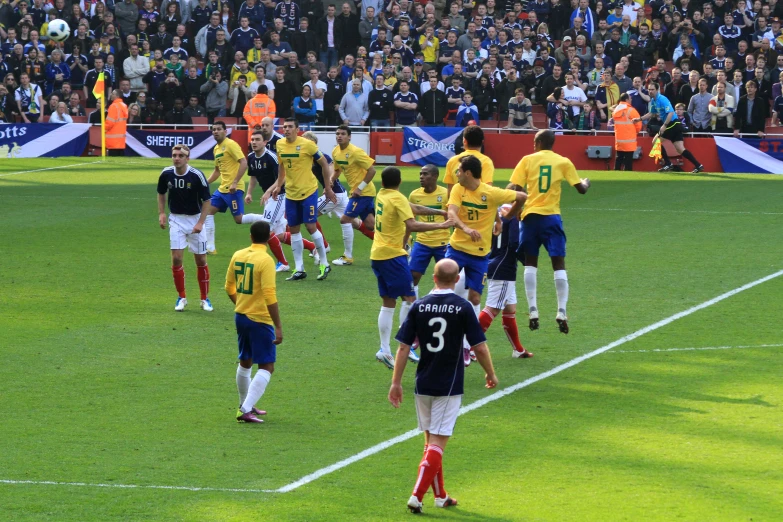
[167, 181, 173, 189]
[481, 195, 487, 201]
[345, 153, 350, 159]
[187, 183, 191, 188]
[296, 146, 301, 151]
[437, 195, 442, 202]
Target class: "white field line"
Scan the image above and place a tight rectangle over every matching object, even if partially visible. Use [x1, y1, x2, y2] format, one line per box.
[570, 207, 783, 216]
[609, 343, 783, 354]
[3, 269, 782, 495]
[0, 161, 102, 178]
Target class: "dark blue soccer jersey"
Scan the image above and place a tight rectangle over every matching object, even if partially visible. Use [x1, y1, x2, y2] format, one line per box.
[396, 290, 486, 396]
[156, 166, 211, 215]
[248, 149, 282, 193]
[312, 153, 346, 194]
[488, 214, 521, 282]
[265, 131, 283, 154]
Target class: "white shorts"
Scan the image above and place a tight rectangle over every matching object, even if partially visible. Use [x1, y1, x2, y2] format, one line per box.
[263, 194, 288, 235]
[317, 191, 348, 218]
[485, 279, 517, 309]
[415, 394, 462, 436]
[169, 213, 207, 254]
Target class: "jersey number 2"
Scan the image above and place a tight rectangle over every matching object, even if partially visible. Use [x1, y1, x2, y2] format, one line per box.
[425, 317, 447, 352]
[538, 166, 552, 193]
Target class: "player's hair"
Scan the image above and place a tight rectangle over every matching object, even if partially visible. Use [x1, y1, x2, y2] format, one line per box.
[434, 259, 460, 284]
[212, 121, 227, 130]
[459, 155, 482, 179]
[619, 93, 630, 102]
[463, 125, 484, 147]
[421, 164, 439, 177]
[534, 129, 556, 150]
[336, 124, 352, 136]
[250, 221, 271, 244]
[381, 166, 402, 188]
[172, 144, 190, 156]
[301, 131, 317, 143]
[251, 130, 264, 137]
[284, 117, 298, 127]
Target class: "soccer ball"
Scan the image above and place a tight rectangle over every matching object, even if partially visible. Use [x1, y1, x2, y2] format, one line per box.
[47, 19, 71, 42]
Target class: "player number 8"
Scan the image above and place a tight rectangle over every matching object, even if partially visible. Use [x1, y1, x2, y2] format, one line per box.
[425, 317, 447, 352]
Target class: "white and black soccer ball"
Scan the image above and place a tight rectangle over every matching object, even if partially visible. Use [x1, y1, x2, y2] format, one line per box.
[47, 19, 71, 42]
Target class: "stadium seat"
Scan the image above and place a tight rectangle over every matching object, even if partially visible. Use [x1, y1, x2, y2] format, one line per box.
[765, 125, 783, 135]
[192, 116, 208, 127]
[72, 116, 88, 123]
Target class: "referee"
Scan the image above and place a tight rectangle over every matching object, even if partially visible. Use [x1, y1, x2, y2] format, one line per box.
[389, 258, 498, 514]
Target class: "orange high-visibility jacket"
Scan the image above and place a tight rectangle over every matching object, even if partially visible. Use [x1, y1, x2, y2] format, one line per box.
[612, 102, 642, 152]
[105, 98, 128, 149]
[243, 94, 277, 141]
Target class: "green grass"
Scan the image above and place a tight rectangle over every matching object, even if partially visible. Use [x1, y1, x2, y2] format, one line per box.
[1, 158, 782, 521]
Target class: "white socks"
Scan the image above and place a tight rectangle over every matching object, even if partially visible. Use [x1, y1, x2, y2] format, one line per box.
[291, 232, 305, 271]
[455, 269, 469, 300]
[240, 369, 271, 414]
[399, 300, 412, 326]
[524, 266, 538, 313]
[463, 302, 481, 349]
[554, 270, 569, 314]
[414, 285, 419, 299]
[241, 213, 265, 224]
[341, 223, 354, 258]
[236, 365, 251, 406]
[378, 306, 395, 354]
[205, 215, 215, 250]
[311, 230, 329, 266]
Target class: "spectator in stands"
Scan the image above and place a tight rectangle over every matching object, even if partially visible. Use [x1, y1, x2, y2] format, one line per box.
[45, 50, 70, 97]
[284, 51, 306, 85]
[734, 81, 769, 137]
[368, 74, 393, 127]
[506, 87, 535, 131]
[324, 66, 346, 124]
[200, 69, 228, 123]
[124, 44, 151, 94]
[754, 66, 773, 101]
[67, 93, 85, 117]
[0, 84, 12, 123]
[44, 95, 59, 117]
[595, 69, 619, 122]
[127, 103, 143, 125]
[393, 80, 418, 127]
[292, 17, 319, 64]
[547, 87, 572, 132]
[272, 66, 296, 117]
[472, 75, 495, 120]
[337, 2, 360, 58]
[228, 74, 253, 118]
[419, 76, 448, 126]
[688, 78, 713, 132]
[15, 72, 44, 123]
[292, 84, 317, 129]
[455, 91, 479, 127]
[709, 82, 735, 132]
[339, 78, 369, 126]
[164, 97, 193, 126]
[184, 95, 206, 120]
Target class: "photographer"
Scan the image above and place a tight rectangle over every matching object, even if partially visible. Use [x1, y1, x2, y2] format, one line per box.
[228, 74, 253, 118]
[200, 69, 228, 123]
[156, 70, 186, 112]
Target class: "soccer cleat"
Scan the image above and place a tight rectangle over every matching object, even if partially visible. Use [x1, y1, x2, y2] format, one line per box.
[658, 164, 673, 172]
[251, 407, 267, 416]
[207, 249, 217, 255]
[174, 297, 187, 311]
[236, 410, 264, 423]
[309, 245, 331, 257]
[332, 256, 353, 266]
[316, 264, 331, 280]
[276, 262, 290, 272]
[407, 495, 423, 514]
[528, 307, 539, 331]
[512, 349, 534, 358]
[286, 270, 307, 281]
[469, 349, 477, 361]
[375, 350, 395, 369]
[556, 310, 569, 334]
[407, 348, 420, 363]
[434, 496, 458, 508]
[692, 164, 704, 174]
[463, 347, 471, 367]
[200, 298, 213, 312]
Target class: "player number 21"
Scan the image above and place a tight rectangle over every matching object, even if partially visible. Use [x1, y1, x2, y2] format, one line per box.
[539, 165, 552, 193]
[425, 317, 447, 352]
[234, 261, 255, 295]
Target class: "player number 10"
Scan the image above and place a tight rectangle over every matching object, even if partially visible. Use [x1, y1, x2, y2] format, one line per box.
[539, 165, 552, 193]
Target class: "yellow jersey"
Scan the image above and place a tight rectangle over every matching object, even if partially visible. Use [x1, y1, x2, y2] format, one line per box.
[509, 150, 580, 219]
[443, 149, 495, 186]
[409, 185, 449, 247]
[214, 137, 246, 193]
[370, 188, 415, 261]
[276, 136, 321, 200]
[448, 183, 518, 256]
[332, 142, 376, 197]
[225, 244, 277, 326]
[419, 34, 440, 62]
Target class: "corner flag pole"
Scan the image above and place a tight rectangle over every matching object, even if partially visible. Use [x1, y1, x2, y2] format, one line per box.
[93, 71, 106, 158]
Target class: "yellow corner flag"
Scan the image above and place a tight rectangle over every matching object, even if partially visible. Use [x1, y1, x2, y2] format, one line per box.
[649, 136, 662, 164]
[93, 72, 106, 158]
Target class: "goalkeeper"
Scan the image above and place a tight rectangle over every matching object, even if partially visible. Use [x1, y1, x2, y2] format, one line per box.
[612, 93, 642, 171]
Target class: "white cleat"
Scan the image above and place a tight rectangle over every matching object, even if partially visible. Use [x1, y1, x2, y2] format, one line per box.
[434, 495, 458, 508]
[332, 256, 353, 266]
[528, 307, 540, 331]
[174, 297, 187, 311]
[407, 348, 420, 363]
[200, 298, 213, 312]
[375, 350, 395, 369]
[276, 262, 290, 272]
[407, 495, 423, 514]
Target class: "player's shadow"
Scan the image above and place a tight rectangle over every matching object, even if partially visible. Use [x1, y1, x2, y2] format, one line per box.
[423, 508, 516, 521]
[669, 392, 775, 408]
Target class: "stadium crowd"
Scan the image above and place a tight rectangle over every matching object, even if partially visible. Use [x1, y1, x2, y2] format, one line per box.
[0, 0, 781, 135]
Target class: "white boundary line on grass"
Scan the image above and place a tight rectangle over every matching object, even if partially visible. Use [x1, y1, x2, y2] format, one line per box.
[570, 207, 783, 216]
[3, 269, 782, 495]
[0, 161, 102, 178]
[609, 343, 783, 354]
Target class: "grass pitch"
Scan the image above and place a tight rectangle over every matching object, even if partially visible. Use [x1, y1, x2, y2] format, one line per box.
[0, 158, 781, 521]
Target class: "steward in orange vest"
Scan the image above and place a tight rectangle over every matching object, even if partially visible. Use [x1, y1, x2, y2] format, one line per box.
[243, 85, 276, 143]
[612, 93, 642, 171]
[106, 90, 129, 156]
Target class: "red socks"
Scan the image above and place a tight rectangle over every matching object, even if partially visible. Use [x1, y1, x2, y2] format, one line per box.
[358, 221, 374, 240]
[267, 234, 288, 265]
[412, 445, 443, 501]
[172, 265, 186, 298]
[283, 231, 316, 252]
[502, 313, 526, 353]
[478, 308, 496, 332]
[197, 265, 210, 300]
[315, 222, 329, 247]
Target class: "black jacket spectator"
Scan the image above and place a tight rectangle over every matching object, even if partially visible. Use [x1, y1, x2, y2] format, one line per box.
[317, 15, 342, 53]
[418, 88, 448, 125]
[299, 0, 324, 27]
[324, 76, 346, 124]
[164, 108, 193, 126]
[472, 79, 495, 119]
[273, 77, 297, 118]
[368, 87, 393, 120]
[183, 74, 206, 101]
[291, 29, 320, 61]
[734, 93, 769, 134]
[335, 10, 360, 56]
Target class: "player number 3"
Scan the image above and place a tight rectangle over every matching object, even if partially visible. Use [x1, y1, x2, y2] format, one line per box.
[425, 317, 447, 352]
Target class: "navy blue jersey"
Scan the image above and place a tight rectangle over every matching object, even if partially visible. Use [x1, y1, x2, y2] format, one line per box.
[248, 149, 283, 194]
[396, 290, 486, 396]
[265, 131, 283, 154]
[156, 166, 210, 215]
[488, 213, 521, 282]
[312, 152, 346, 193]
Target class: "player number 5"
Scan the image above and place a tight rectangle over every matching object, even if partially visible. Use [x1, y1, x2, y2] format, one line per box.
[425, 317, 447, 352]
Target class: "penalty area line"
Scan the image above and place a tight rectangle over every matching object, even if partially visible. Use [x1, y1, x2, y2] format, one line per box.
[0, 160, 103, 178]
[275, 268, 783, 494]
[609, 343, 783, 354]
[0, 479, 275, 494]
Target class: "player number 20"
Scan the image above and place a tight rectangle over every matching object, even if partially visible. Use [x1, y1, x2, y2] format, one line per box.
[425, 317, 447, 352]
[234, 261, 255, 295]
[539, 166, 552, 193]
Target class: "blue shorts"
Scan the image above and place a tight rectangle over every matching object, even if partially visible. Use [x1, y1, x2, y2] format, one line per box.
[409, 243, 447, 275]
[236, 313, 276, 364]
[371, 256, 415, 299]
[445, 245, 489, 294]
[520, 214, 566, 258]
[210, 190, 244, 216]
[344, 196, 375, 220]
[285, 191, 319, 227]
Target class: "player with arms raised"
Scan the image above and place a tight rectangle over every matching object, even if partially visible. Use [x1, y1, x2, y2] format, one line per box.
[268, 118, 335, 281]
[389, 258, 498, 514]
[508, 129, 590, 333]
[157, 144, 213, 312]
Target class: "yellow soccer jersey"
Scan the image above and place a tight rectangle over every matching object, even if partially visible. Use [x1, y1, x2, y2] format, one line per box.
[448, 183, 518, 256]
[409, 185, 449, 247]
[225, 244, 277, 326]
[509, 150, 580, 219]
[332, 143, 376, 196]
[443, 150, 495, 186]
[276, 136, 320, 200]
[370, 188, 415, 261]
[214, 137, 246, 193]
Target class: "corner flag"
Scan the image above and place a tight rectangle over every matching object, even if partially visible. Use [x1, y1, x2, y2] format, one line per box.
[93, 72, 106, 157]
